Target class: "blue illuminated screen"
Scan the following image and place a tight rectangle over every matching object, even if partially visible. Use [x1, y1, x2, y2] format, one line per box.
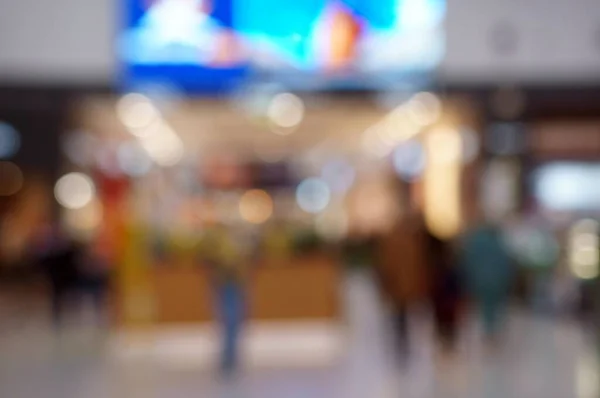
[120, 0, 445, 91]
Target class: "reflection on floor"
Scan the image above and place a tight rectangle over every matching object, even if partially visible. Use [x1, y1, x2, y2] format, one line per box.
[0, 271, 597, 398]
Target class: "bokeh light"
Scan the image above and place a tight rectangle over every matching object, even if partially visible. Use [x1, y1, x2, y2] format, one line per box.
[117, 93, 160, 132]
[239, 189, 273, 224]
[392, 139, 426, 181]
[569, 219, 600, 280]
[428, 127, 462, 164]
[381, 113, 421, 143]
[0, 122, 20, 159]
[54, 172, 96, 210]
[0, 161, 24, 196]
[118, 141, 153, 177]
[267, 93, 305, 132]
[139, 125, 184, 167]
[406, 92, 442, 126]
[321, 159, 355, 194]
[296, 178, 331, 214]
[424, 127, 462, 239]
[362, 128, 393, 158]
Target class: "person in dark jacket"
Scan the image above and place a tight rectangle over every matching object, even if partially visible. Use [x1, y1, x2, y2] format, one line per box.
[377, 210, 430, 363]
[38, 235, 83, 327]
[426, 230, 461, 352]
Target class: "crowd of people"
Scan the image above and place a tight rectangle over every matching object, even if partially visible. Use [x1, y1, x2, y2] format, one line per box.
[376, 198, 515, 362]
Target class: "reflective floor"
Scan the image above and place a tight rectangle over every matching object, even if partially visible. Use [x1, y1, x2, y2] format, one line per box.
[0, 272, 598, 398]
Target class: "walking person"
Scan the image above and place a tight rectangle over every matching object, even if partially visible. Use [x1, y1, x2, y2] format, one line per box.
[376, 194, 429, 364]
[460, 222, 514, 342]
[35, 225, 82, 328]
[426, 230, 461, 352]
[202, 224, 250, 377]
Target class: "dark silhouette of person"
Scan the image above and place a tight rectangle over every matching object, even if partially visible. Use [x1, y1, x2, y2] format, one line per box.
[376, 210, 430, 364]
[426, 230, 461, 352]
[38, 234, 83, 327]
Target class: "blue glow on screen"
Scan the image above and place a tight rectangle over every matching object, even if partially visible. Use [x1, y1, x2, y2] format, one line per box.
[120, 0, 445, 93]
[236, 0, 445, 72]
[120, 0, 246, 93]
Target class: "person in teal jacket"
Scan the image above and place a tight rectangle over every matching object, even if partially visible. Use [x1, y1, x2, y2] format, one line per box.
[460, 223, 514, 340]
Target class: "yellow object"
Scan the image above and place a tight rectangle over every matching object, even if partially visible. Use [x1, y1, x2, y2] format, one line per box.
[118, 223, 156, 327]
[423, 128, 462, 239]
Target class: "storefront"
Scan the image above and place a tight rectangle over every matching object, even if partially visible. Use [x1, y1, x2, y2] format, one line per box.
[59, 92, 477, 328]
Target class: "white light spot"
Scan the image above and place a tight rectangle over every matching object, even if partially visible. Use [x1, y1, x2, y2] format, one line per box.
[569, 219, 600, 280]
[296, 178, 331, 214]
[140, 125, 184, 167]
[117, 93, 161, 132]
[54, 173, 96, 210]
[268, 93, 305, 130]
[406, 92, 441, 126]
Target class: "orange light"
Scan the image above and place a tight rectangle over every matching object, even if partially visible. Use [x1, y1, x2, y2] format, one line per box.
[239, 189, 273, 224]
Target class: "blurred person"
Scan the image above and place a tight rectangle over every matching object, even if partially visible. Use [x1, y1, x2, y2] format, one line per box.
[201, 224, 251, 376]
[460, 222, 514, 342]
[376, 195, 429, 363]
[550, 266, 580, 317]
[426, 229, 461, 352]
[78, 242, 112, 327]
[33, 222, 111, 328]
[34, 223, 83, 328]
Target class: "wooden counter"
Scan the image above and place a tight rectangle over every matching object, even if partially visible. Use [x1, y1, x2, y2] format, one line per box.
[250, 255, 340, 320]
[117, 254, 342, 326]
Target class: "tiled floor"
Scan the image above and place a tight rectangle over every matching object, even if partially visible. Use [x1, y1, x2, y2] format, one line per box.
[0, 271, 597, 398]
